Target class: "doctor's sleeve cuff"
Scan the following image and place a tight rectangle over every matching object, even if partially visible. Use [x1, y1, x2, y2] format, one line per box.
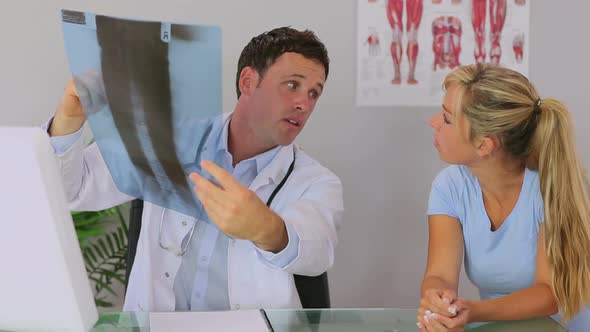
[256, 221, 300, 268]
[43, 117, 83, 155]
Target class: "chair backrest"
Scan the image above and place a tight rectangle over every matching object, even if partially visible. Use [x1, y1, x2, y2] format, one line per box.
[125, 199, 330, 308]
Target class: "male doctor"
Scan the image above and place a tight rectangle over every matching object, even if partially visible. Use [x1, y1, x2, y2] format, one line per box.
[46, 26, 343, 311]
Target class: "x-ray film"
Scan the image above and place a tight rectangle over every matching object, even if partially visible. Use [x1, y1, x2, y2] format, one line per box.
[61, 10, 222, 218]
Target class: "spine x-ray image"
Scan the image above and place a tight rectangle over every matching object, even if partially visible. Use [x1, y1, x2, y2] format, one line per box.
[61, 10, 222, 218]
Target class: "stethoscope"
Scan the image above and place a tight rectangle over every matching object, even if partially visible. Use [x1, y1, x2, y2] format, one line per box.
[158, 151, 296, 256]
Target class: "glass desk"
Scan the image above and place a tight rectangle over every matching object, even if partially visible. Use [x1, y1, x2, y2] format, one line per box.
[92, 308, 566, 331]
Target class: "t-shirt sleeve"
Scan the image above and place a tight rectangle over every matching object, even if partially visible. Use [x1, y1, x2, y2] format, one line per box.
[427, 167, 461, 220]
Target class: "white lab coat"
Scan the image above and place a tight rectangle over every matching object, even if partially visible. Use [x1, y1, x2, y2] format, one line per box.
[54, 113, 343, 312]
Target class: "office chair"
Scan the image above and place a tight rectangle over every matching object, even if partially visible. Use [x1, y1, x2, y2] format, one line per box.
[125, 199, 331, 309]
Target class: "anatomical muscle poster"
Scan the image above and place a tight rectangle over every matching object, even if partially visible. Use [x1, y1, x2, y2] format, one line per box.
[357, 0, 530, 106]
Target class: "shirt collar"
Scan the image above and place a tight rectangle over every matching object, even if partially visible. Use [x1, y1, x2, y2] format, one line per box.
[206, 113, 296, 190]
[216, 114, 281, 174]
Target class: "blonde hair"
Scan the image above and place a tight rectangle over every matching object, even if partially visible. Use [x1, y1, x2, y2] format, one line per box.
[444, 63, 590, 320]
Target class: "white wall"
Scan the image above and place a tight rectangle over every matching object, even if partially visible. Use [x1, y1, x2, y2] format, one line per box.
[2, 0, 588, 309]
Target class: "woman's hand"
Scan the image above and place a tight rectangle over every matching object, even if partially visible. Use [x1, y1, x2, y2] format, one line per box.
[417, 289, 460, 330]
[418, 298, 471, 332]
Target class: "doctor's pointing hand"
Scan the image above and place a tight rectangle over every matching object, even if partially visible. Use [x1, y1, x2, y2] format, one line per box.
[190, 160, 289, 253]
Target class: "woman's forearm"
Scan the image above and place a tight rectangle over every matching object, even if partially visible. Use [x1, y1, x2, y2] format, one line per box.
[421, 275, 457, 297]
[469, 283, 558, 322]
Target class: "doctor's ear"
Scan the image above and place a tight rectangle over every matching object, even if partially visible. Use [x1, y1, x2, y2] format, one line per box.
[238, 67, 260, 97]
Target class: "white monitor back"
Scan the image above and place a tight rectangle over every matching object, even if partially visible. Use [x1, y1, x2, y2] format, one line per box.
[0, 127, 98, 332]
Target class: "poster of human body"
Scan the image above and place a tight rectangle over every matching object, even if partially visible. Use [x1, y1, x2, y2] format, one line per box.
[357, 0, 530, 106]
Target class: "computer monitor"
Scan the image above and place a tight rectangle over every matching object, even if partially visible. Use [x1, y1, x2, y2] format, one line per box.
[0, 127, 98, 332]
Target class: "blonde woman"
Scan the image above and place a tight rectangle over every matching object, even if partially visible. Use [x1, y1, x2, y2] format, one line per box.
[418, 64, 590, 331]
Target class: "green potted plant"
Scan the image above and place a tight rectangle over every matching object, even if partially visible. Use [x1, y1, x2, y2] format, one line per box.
[73, 205, 128, 308]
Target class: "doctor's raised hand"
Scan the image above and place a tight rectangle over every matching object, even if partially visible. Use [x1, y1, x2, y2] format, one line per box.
[189, 160, 288, 253]
[49, 79, 86, 137]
